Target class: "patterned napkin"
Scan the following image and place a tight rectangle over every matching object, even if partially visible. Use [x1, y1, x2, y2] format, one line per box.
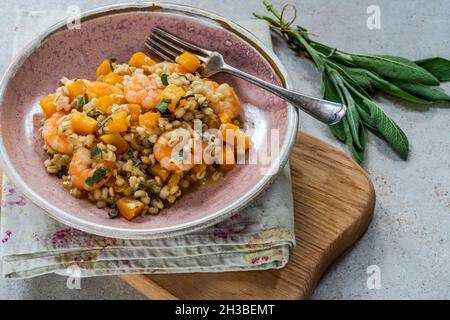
[0, 10, 295, 279]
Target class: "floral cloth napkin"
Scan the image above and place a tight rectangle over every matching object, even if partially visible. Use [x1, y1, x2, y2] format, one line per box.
[0, 10, 295, 279]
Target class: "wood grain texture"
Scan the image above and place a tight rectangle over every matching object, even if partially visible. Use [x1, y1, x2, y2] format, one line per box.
[119, 132, 376, 300]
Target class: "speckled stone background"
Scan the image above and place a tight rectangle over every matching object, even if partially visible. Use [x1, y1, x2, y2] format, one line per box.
[0, 0, 449, 300]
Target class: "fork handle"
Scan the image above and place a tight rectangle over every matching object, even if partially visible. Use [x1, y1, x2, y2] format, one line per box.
[221, 65, 346, 125]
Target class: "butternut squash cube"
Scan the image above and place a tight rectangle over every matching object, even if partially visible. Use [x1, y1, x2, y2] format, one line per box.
[127, 104, 142, 123]
[96, 59, 112, 77]
[219, 143, 236, 171]
[100, 133, 129, 154]
[175, 52, 201, 73]
[96, 96, 118, 114]
[152, 165, 170, 183]
[70, 111, 98, 135]
[218, 112, 232, 124]
[220, 123, 250, 152]
[102, 72, 123, 85]
[168, 173, 182, 190]
[160, 84, 186, 112]
[139, 111, 161, 128]
[40, 95, 56, 118]
[220, 123, 240, 142]
[66, 80, 87, 100]
[128, 52, 156, 68]
[117, 198, 144, 221]
[106, 111, 128, 133]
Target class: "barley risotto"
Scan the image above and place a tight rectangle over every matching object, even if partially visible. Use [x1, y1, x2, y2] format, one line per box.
[39, 51, 250, 221]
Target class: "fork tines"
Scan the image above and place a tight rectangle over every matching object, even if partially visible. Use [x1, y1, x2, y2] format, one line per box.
[146, 27, 211, 63]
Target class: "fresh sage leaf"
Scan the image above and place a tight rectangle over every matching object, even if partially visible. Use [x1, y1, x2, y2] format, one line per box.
[355, 102, 377, 131]
[253, 2, 441, 163]
[362, 99, 409, 159]
[321, 74, 346, 142]
[351, 54, 439, 85]
[392, 81, 450, 102]
[321, 73, 343, 102]
[415, 57, 450, 81]
[298, 36, 326, 72]
[340, 67, 374, 91]
[366, 72, 432, 104]
[327, 61, 371, 99]
[310, 41, 358, 67]
[330, 122, 346, 142]
[328, 69, 364, 149]
[344, 92, 363, 150]
[343, 117, 365, 163]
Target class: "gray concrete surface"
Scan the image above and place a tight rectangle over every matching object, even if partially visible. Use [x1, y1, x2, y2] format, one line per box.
[0, 0, 449, 300]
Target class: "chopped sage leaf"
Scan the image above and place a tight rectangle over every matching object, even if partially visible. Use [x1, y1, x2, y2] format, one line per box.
[87, 110, 102, 119]
[156, 99, 172, 113]
[96, 115, 113, 131]
[85, 167, 110, 187]
[161, 74, 169, 86]
[76, 94, 88, 109]
[91, 145, 103, 160]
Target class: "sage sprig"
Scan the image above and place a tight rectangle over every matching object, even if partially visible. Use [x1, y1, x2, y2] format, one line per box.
[254, 1, 450, 162]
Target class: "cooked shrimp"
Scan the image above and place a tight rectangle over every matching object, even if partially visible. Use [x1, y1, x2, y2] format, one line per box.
[124, 73, 163, 110]
[69, 147, 115, 191]
[85, 80, 123, 98]
[42, 112, 74, 154]
[201, 80, 241, 120]
[153, 129, 196, 172]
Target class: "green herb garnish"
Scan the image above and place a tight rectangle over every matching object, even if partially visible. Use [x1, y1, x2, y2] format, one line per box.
[91, 145, 103, 160]
[85, 167, 110, 187]
[199, 102, 209, 109]
[161, 74, 169, 86]
[156, 99, 172, 113]
[254, 1, 450, 162]
[76, 94, 88, 109]
[96, 115, 113, 131]
[87, 110, 103, 119]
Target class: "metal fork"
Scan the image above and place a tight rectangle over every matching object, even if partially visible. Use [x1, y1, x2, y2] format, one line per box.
[146, 27, 346, 125]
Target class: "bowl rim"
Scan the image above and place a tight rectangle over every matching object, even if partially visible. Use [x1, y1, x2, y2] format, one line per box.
[0, 2, 298, 239]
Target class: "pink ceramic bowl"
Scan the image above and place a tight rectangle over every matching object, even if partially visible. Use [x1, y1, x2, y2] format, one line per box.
[0, 2, 297, 239]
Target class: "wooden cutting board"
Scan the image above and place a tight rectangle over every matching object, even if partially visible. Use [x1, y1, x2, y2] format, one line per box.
[118, 132, 376, 299]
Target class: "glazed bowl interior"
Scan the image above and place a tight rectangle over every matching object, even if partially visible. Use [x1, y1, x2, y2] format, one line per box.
[0, 3, 297, 239]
